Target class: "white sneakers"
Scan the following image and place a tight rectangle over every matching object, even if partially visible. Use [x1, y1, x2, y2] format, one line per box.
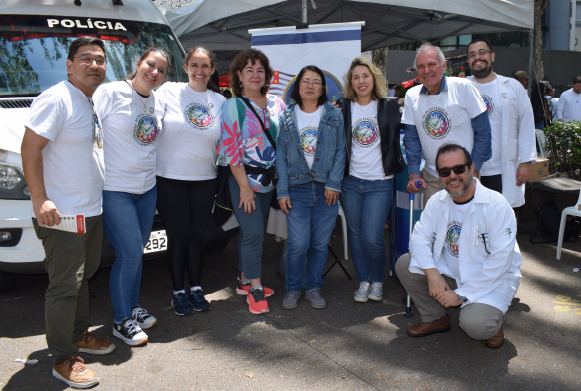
[354, 281, 383, 302]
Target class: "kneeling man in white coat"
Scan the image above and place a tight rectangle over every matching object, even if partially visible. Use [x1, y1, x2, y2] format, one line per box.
[395, 143, 522, 348]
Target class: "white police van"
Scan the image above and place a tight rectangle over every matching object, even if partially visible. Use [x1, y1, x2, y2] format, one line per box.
[0, 0, 238, 292]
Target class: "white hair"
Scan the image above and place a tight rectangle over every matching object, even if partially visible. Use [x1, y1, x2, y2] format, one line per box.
[414, 43, 446, 70]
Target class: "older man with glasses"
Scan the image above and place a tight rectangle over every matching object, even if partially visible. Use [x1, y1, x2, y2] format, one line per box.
[465, 39, 536, 209]
[395, 143, 522, 349]
[403, 43, 492, 206]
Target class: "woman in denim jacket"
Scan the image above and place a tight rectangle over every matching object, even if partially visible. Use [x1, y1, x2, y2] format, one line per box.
[276, 65, 346, 310]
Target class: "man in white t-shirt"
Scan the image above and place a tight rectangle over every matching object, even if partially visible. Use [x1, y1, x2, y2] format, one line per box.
[21, 37, 115, 389]
[403, 43, 492, 205]
[395, 144, 522, 349]
[556, 76, 581, 123]
[466, 40, 536, 208]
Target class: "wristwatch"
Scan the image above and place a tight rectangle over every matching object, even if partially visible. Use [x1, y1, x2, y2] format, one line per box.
[458, 295, 467, 302]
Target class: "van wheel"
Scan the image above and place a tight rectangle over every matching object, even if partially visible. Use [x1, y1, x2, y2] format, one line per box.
[203, 238, 229, 254]
[0, 271, 16, 293]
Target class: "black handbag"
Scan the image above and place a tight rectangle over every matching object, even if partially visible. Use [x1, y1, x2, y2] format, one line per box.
[213, 165, 233, 228]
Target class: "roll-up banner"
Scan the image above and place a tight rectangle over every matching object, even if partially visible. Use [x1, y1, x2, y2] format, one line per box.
[249, 22, 364, 104]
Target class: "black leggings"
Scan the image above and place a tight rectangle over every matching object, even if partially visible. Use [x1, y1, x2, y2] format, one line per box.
[156, 176, 217, 291]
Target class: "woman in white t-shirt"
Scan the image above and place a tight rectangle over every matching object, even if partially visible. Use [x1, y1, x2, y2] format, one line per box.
[336, 57, 406, 303]
[155, 47, 226, 316]
[94, 46, 170, 346]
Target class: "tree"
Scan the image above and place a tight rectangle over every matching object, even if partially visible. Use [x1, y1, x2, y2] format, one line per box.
[534, 0, 549, 80]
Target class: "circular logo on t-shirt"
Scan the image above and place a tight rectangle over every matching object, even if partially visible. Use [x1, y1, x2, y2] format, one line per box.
[422, 108, 451, 139]
[445, 221, 461, 257]
[185, 103, 215, 129]
[133, 114, 160, 146]
[352, 118, 379, 148]
[482, 95, 494, 116]
[299, 126, 318, 156]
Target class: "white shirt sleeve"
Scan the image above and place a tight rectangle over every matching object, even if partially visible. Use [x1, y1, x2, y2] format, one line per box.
[25, 93, 66, 142]
[463, 80, 488, 119]
[93, 84, 113, 121]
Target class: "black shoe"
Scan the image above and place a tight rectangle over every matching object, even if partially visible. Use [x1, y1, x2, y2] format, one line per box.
[112, 318, 148, 346]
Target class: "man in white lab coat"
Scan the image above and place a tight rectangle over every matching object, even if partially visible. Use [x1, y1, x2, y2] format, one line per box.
[465, 39, 537, 208]
[395, 144, 522, 348]
[556, 76, 581, 123]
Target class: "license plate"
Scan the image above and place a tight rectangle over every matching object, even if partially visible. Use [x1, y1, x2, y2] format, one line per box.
[144, 230, 167, 253]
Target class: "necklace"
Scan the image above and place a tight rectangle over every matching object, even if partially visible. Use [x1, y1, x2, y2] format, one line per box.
[128, 80, 150, 112]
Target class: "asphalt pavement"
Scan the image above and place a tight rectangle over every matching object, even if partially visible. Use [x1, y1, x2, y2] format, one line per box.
[1, 220, 580, 391]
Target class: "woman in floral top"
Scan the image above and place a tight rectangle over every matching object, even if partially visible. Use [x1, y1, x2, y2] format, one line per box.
[217, 49, 285, 315]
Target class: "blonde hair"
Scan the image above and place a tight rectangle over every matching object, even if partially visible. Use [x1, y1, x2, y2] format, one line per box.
[343, 57, 387, 102]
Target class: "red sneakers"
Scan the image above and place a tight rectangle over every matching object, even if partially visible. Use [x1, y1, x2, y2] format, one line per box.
[246, 288, 269, 314]
[236, 278, 274, 297]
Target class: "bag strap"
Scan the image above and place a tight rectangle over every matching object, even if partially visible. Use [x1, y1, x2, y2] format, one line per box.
[236, 94, 276, 148]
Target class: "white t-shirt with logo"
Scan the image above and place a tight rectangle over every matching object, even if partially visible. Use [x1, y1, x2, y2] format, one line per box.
[295, 105, 323, 169]
[475, 79, 502, 176]
[25, 81, 105, 217]
[94, 81, 163, 193]
[402, 77, 487, 176]
[155, 83, 226, 180]
[442, 198, 473, 280]
[349, 100, 392, 180]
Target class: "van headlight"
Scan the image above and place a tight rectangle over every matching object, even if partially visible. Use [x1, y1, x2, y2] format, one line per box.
[0, 150, 30, 200]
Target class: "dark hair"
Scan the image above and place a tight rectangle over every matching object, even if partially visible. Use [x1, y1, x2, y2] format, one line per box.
[223, 89, 232, 99]
[68, 36, 106, 61]
[435, 143, 472, 171]
[229, 49, 273, 96]
[466, 39, 493, 54]
[126, 46, 171, 82]
[289, 65, 327, 108]
[183, 46, 220, 94]
[573, 76, 581, 85]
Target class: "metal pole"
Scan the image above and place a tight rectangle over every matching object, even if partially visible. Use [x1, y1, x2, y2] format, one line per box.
[527, 30, 534, 97]
[302, 0, 307, 23]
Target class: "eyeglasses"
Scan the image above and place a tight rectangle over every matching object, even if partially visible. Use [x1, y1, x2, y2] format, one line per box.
[437, 163, 470, 178]
[467, 49, 492, 59]
[77, 56, 106, 66]
[300, 79, 322, 87]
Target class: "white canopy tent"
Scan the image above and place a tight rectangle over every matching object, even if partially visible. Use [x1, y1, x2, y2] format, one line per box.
[160, 0, 533, 52]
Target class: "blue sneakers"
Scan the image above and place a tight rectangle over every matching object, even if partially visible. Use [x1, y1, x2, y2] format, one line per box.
[187, 289, 211, 312]
[171, 292, 194, 316]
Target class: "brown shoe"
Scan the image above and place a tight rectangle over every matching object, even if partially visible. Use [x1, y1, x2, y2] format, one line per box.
[52, 355, 99, 389]
[75, 330, 116, 355]
[407, 313, 451, 337]
[485, 324, 504, 348]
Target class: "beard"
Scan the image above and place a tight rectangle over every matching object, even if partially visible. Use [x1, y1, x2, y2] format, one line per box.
[471, 61, 493, 79]
[445, 174, 473, 198]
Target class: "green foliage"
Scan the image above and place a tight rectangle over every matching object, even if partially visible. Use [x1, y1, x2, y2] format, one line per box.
[543, 121, 581, 180]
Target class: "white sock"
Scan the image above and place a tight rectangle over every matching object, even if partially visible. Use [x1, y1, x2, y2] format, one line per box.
[173, 290, 185, 295]
[190, 286, 202, 292]
[240, 278, 250, 285]
[250, 285, 263, 291]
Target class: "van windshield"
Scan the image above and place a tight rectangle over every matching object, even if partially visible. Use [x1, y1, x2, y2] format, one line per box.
[0, 15, 187, 97]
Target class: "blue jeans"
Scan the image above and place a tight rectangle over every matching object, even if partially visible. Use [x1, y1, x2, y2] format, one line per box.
[339, 176, 392, 283]
[103, 186, 157, 323]
[285, 181, 338, 291]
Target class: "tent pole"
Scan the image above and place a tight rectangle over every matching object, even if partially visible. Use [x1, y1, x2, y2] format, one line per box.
[302, 0, 307, 23]
[527, 30, 533, 96]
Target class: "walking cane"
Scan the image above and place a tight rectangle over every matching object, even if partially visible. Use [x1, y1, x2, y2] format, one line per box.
[404, 180, 423, 318]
